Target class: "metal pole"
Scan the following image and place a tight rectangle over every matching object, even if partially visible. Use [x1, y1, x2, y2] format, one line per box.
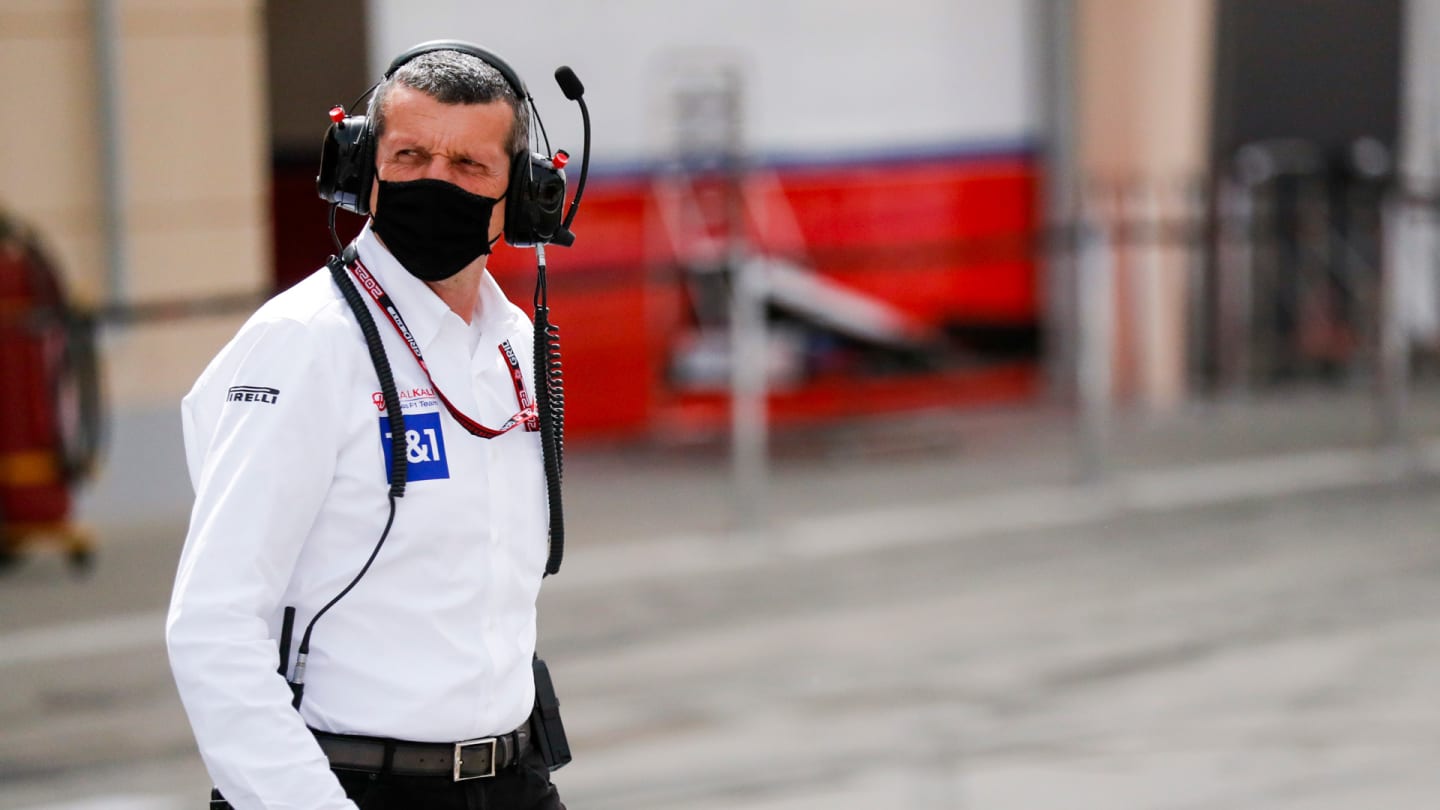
[1076, 191, 1114, 484]
[720, 71, 767, 534]
[1216, 176, 1254, 396]
[1132, 182, 1167, 410]
[1036, 0, 1080, 399]
[730, 254, 767, 533]
[91, 0, 129, 307]
[1377, 193, 1410, 450]
[1184, 178, 1209, 394]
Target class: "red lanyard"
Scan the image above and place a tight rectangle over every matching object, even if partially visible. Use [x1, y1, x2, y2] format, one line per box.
[349, 258, 538, 438]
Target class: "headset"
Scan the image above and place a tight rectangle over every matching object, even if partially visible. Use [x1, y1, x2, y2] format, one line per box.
[317, 39, 588, 248]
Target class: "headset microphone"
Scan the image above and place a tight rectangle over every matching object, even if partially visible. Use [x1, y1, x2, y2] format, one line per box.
[552, 66, 590, 245]
[555, 66, 584, 100]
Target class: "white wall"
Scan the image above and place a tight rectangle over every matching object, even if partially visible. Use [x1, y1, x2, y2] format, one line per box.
[366, 0, 1040, 167]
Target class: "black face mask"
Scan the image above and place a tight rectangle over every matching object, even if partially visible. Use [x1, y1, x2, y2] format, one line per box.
[371, 178, 505, 282]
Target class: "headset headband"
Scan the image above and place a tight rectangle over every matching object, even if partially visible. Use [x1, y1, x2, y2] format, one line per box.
[319, 38, 566, 231]
[383, 40, 530, 103]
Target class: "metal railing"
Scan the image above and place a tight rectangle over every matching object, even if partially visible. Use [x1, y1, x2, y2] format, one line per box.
[1064, 159, 1438, 481]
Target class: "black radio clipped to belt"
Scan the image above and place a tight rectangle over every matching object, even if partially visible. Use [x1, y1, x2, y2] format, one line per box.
[529, 655, 571, 770]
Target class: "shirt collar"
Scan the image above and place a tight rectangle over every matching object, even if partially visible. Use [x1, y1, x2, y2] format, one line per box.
[475, 262, 526, 339]
[354, 220, 460, 352]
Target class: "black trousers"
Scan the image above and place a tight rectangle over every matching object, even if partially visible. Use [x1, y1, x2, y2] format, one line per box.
[333, 749, 565, 810]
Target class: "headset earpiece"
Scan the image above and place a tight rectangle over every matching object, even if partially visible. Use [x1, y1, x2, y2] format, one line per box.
[504, 151, 568, 248]
[317, 112, 377, 216]
[503, 149, 531, 242]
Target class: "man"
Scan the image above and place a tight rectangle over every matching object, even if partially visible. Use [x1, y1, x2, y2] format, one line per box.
[167, 47, 565, 809]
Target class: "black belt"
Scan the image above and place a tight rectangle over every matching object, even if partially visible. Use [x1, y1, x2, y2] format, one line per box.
[313, 725, 531, 781]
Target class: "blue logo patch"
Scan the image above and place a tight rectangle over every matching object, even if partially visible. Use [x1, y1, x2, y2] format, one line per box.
[379, 411, 450, 482]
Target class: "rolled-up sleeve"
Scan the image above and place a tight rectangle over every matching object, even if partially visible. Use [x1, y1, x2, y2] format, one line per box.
[167, 315, 355, 810]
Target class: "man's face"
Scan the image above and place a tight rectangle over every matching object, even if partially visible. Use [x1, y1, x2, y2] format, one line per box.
[370, 84, 514, 240]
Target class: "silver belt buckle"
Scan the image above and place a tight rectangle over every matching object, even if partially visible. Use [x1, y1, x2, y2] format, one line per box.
[453, 737, 498, 781]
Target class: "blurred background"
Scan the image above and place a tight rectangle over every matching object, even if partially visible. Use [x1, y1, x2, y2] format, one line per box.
[3, 0, 1440, 807]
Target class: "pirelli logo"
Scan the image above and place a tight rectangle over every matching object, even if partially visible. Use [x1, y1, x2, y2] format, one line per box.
[227, 385, 280, 405]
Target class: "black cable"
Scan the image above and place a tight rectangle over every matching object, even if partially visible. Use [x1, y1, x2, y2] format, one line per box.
[560, 96, 590, 233]
[328, 245, 407, 499]
[533, 258, 565, 575]
[290, 491, 399, 709]
[287, 245, 409, 708]
[328, 204, 344, 254]
[531, 97, 552, 157]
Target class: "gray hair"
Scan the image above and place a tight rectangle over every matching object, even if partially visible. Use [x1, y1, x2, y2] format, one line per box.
[371, 50, 529, 159]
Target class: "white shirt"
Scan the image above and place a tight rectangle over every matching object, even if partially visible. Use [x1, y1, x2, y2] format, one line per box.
[167, 223, 549, 810]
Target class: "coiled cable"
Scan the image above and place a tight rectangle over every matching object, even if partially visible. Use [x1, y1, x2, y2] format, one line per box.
[533, 257, 565, 576]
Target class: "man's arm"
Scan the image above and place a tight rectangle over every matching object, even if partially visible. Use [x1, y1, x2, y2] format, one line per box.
[167, 315, 355, 810]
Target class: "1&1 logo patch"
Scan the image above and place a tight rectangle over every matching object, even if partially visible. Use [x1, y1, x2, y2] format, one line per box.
[379, 411, 450, 482]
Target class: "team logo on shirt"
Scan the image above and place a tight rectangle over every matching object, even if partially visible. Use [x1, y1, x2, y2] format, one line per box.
[371, 387, 440, 413]
[379, 411, 450, 482]
[227, 385, 279, 404]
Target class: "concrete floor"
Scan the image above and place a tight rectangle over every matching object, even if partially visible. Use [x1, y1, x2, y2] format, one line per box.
[2, 392, 1439, 809]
